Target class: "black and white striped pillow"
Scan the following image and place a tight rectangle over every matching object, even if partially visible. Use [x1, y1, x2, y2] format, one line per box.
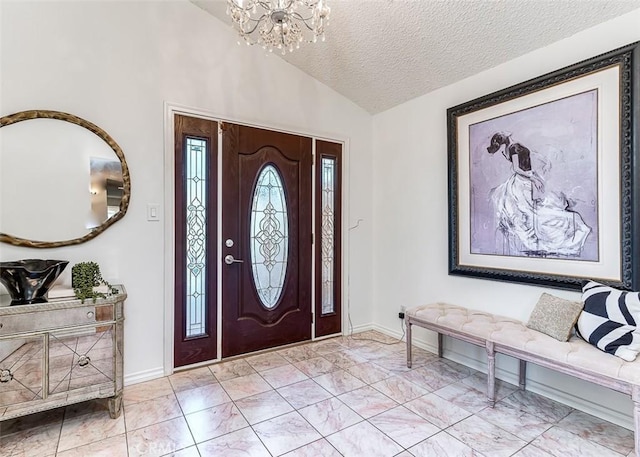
[576, 281, 640, 361]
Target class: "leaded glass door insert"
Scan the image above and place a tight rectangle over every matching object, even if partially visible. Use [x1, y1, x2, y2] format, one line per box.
[185, 137, 208, 337]
[250, 164, 289, 309]
[320, 157, 336, 315]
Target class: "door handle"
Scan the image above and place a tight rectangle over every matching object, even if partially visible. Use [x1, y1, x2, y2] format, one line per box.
[224, 254, 244, 265]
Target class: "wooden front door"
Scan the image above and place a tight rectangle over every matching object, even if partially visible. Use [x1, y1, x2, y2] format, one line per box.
[221, 123, 313, 357]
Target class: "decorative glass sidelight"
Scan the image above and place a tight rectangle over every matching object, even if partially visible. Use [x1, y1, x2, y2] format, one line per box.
[185, 137, 207, 337]
[321, 157, 336, 314]
[250, 164, 289, 309]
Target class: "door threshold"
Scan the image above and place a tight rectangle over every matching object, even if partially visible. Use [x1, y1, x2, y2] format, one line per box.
[217, 338, 315, 364]
[172, 334, 348, 373]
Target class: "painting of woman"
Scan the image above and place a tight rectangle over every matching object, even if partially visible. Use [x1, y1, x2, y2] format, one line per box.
[486, 131, 591, 257]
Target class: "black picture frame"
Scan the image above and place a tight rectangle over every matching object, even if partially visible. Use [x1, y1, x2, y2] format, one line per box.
[447, 41, 640, 291]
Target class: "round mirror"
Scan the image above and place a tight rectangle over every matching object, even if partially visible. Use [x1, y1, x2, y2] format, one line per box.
[0, 110, 131, 248]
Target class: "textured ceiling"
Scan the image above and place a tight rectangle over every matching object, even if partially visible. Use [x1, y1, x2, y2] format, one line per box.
[193, 0, 640, 114]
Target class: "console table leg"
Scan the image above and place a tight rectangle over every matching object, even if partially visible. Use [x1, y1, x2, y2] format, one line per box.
[108, 393, 123, 419]
[437, 333, 443, 358]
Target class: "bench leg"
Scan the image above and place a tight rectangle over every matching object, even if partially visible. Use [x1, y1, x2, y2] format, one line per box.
[437, 333, 443, 358]
[406, 319, 413, 369]
[486, 340, 496, 408]
[519, 359, 527, 390]
[633, 385, 640, 457]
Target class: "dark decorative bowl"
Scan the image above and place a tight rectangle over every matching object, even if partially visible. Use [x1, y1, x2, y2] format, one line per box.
[0, 259, 69, 305]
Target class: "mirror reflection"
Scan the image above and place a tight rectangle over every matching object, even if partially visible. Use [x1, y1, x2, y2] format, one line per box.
[89, 158, 124, 229]
[0, 111, 130, 248]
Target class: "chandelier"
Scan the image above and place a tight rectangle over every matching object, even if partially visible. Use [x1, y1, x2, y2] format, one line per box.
[226, 0, 330, 54]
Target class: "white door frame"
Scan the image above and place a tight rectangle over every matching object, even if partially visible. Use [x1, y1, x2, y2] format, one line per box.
[162, 102, 351, 375]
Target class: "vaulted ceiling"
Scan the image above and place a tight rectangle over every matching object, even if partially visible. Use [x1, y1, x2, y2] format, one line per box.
[194, 0, 640, 114]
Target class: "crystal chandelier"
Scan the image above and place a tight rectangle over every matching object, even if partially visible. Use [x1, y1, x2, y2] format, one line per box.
[226, 0, 330, 54]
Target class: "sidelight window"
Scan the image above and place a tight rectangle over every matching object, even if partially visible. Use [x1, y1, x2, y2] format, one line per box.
[185, 137, 208, 337]
[320, 157, 336, 314]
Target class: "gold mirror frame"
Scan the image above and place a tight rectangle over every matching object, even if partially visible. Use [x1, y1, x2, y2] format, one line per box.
[0, 110, 131, 248]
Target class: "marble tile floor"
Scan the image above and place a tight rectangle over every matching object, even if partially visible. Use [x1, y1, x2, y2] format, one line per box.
[0, 330, 635, 457]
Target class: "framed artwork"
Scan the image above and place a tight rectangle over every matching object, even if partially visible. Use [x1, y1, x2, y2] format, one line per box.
[447, 41, 639, 291]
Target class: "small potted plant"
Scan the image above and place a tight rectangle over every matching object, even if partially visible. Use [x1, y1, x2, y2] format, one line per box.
[72, 261, 116, 303]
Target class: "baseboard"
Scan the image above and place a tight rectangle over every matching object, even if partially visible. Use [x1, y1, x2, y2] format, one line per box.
[345, 321, 373, 336]
[124, 367, 165, 386]
[523, 377, 633, 430]
[373, 324, 634, 431]
[370, 322, 407, 343]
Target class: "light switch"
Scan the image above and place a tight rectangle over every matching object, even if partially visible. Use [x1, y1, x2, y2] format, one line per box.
[147, 204, 160, 221]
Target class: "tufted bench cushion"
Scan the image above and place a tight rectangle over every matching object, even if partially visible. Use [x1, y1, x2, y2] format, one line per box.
[489, 320, 640, 389]
[405, 302, 640, 456]
[407, 302, 520, 341]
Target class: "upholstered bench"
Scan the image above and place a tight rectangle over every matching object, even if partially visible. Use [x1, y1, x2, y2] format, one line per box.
[406, 302, 640, 456]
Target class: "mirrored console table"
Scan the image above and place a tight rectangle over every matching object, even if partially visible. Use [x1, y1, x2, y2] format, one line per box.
[0, 286, 125, 421]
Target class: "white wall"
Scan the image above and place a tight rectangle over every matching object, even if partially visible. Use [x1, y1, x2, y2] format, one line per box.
[372, 9, 640, 429]
[0, 1, 373, 382]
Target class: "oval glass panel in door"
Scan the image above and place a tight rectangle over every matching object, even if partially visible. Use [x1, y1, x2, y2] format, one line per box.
[250, 164, 289, 309]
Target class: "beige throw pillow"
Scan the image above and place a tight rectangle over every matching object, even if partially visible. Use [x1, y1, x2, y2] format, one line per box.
[526, 293, 584, 342]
